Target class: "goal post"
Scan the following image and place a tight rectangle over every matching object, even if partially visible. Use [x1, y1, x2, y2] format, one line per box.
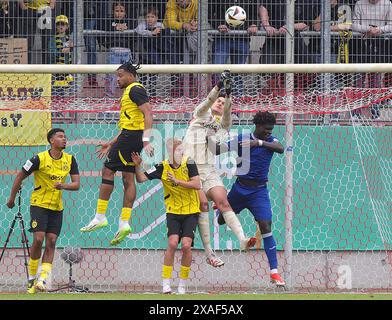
[0, 64, 391, 293]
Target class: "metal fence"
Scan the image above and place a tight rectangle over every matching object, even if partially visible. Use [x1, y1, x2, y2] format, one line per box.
[1, 0, 392, 101]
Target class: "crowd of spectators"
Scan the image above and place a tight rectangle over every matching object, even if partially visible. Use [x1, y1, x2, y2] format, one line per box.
[0, 1, 392, 117]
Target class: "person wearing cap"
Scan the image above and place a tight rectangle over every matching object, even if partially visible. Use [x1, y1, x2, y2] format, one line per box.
[49, 14, 74, 97]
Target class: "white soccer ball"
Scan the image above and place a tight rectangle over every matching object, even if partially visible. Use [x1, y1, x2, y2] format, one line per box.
[225, 6, 247, 27]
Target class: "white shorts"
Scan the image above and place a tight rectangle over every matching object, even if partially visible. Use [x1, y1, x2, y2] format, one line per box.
[199, 167, 225, 195]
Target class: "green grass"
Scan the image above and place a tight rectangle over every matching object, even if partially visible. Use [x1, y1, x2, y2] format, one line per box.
[1, 293, 391, 300]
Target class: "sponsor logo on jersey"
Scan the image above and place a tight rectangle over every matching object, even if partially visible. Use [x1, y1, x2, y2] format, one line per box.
[23, 160, 33, 171]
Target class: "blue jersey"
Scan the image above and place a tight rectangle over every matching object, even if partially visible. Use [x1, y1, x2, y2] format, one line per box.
[227, 133, 280, 184]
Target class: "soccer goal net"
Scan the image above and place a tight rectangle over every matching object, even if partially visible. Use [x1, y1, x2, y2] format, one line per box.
[0, 64, 391, 293]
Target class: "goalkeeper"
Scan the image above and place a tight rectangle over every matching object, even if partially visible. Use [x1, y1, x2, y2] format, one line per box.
[131, 138, 201, 294]
[183, 70, 256, 268]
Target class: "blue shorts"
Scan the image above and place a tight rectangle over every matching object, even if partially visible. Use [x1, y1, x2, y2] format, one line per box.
[227, 181, 272, 222]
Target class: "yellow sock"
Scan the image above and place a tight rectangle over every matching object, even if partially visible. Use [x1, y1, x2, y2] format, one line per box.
[120, 207, 132, 221]
[162, 265, 173, 279]
[96, 199, 109, 215]
[38, 263, 52, 281]
[28, 258, 39, 279]
[179, 265, 190, 280]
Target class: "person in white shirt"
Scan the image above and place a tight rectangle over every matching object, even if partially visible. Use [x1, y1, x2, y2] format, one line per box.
[351, 0, 392, 118]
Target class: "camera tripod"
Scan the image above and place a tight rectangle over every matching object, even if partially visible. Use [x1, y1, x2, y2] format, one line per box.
[49, 261, 89, 293]
[0, 188, 30, 281]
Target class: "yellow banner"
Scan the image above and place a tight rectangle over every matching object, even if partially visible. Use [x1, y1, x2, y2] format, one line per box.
[0, 74, 52, 145]
[0, 111, 52, 145]
[0, 73, 51, 110]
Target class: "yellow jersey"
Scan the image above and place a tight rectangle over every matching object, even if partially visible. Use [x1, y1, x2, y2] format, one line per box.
[144, 157, 200, 214]
[22, 150, 79, 211]
[118, 82, 147, 131]
[164, 0, 198, 30]
[25, 0, 51, 10]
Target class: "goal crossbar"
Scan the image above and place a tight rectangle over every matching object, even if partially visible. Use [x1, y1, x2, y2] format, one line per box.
[1, 63, 392, 74]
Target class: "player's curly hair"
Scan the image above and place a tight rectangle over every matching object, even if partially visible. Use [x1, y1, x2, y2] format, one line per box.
[253, 111, 276, 126]
[117, 60, 141, 76]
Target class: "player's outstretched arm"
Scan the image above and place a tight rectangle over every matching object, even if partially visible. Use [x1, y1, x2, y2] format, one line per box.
[131, 152, 149, 183]
[95, 132, 121, 160]
[6, 170, 28, 208]
[139, 102, 154, 157]
[219, 70, 233, 130]
[194, 70, 231, 118]
[221, 95, 232, 130]
[194, 85, 222, 118]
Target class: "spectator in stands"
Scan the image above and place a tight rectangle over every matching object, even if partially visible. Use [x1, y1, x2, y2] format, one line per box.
[163, 0, 198, 97]
[17, 0, 56, 64]
[0, 0, 11, 37]
[351, 0, 392, 119]
[163, 0, 198, 63]
[259, 1, 314, 95]
[136, 7, 165, 97]
[104, 2, 134, 97]
[136, 7, 164, 64]
[49, 14, 74, 98]
[209, 1, 259, 97]
[311, 0, 354, 64]
[143, 1, 166, 23]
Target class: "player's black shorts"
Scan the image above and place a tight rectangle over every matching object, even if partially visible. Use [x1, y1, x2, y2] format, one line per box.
[104, 129, 143, 173]
[166, 213, 199, 240]
[29, 206, 63, 236]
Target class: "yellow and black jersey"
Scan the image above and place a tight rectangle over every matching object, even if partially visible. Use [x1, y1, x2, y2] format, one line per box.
[22, 150, 79, 211]
[118, 82, 149, 131]
[144, 156, 200, 215]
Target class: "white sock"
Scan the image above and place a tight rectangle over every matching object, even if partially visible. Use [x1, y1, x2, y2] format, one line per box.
[179, 278, 187, 288]
[94, 213, 106, 222]
[163, 278, 171, 287]
[222, 211, 246, 241]
[28, 275, 36, 281]
[119, 219, 130, 229]
[271, 269, 278, 274]
[198, 212, 213, 257]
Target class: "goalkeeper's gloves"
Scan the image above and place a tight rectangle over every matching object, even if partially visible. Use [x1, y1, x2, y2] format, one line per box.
[221, 70, 232, 95]
[217, 70, 232, 89]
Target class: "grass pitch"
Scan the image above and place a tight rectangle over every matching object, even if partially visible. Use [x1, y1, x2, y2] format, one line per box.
[0, 293, 391, 300]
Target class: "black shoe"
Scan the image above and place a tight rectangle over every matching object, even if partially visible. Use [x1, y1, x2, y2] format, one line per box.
[217, 211, 226, 225]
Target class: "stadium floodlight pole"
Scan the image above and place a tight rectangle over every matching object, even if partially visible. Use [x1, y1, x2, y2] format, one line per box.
[284, 0, 295, 291]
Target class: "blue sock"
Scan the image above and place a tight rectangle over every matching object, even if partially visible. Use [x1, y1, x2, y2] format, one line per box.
[262, 233, 278, 270]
